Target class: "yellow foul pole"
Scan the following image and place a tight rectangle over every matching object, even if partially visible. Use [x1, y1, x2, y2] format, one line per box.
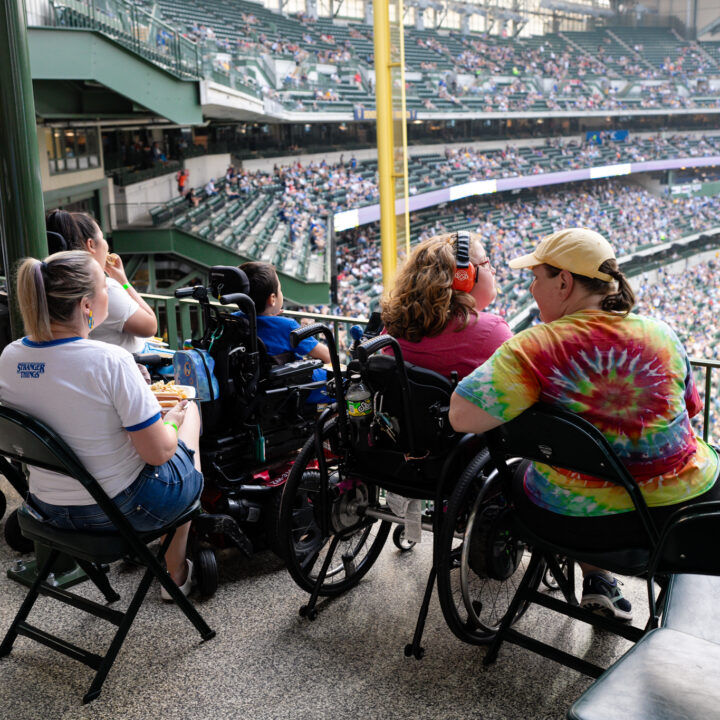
[373, 0, 397, 288]
[391, 0, 411, 259]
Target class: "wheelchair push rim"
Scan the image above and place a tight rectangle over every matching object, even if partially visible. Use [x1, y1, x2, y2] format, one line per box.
[437, 453, 540, 645]
[279, 417, 391, 597]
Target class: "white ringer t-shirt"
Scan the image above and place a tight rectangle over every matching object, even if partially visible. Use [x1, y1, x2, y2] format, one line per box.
[89, 277, 148, 354]
[0, 337, 161, 505]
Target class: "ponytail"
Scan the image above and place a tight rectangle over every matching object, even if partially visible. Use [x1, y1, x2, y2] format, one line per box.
[16, 259, 52, 341]
[547, 259, 635, 317]
[16, 251, 98, 341]
[597, 261, 635, 316]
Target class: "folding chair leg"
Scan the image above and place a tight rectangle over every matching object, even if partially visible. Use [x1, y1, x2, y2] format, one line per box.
[404, 565, 437, 660]
[0, 548, 58, 658]
[483, 549, 544, 667]
[145, 534, 215, 641]
[75, 560, 121, 603]
[82, 563, 156, 703]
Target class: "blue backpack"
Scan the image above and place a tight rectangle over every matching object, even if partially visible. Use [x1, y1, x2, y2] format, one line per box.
[173, 348, 220, 402]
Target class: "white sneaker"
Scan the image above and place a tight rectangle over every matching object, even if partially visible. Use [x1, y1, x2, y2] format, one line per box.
[160, 558, 194, 602]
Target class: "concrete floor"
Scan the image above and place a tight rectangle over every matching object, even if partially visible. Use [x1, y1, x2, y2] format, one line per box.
[0, 475, 646, 720]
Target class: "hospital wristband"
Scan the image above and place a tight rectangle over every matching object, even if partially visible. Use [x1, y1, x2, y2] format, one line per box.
[164, 421, 178, 433]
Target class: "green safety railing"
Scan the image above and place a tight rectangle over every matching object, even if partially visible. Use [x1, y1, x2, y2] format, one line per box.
[141, 292, 366, 360]
[49, 0, 201, 79]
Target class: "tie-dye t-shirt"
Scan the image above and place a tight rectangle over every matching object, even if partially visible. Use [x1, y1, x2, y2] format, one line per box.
[455, 310, 719, 516]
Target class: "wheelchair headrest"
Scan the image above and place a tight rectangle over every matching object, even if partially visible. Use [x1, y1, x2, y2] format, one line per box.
[209, 266, 250, 300]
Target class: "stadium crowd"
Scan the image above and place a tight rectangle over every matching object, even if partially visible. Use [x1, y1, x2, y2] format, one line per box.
[634, 258, 720, 442]
[327, 181, 720, 324]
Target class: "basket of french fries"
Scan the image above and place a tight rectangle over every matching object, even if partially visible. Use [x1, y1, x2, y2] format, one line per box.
[149, 380, 195, 409]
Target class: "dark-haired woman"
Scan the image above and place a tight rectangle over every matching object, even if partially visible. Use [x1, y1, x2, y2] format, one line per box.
[46, 210, 157, 353]
[381, 232, 511, 380]
[0, 251, 201, 597]
[450, 227, 720, 620]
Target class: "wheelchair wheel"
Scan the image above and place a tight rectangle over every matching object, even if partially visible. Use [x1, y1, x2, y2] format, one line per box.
[436, 452, 540, 645]
[392, 525, 416, 553]
[194, 547, 218, 598]
[279, 418, 391, 596]
[4, 508, 34, 554]
[542, 556, 568, 591]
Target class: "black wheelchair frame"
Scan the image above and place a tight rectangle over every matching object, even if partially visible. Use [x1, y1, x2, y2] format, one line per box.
[277, 323, 503, 658]
[169, 266, 327, 594]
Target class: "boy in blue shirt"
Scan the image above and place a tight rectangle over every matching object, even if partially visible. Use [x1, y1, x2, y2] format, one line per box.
[240, 262, 330, 401]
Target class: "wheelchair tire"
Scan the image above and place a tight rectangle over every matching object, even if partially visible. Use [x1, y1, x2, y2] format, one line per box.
[263, 485, 285, 560]
[4, 508, 34, 554]
[279, 417, 391, 597]
[436, 452, 540, 645]
[195, 547, 218, 598]
[392, 525, 416, 553]
[0, 490, 6, 522]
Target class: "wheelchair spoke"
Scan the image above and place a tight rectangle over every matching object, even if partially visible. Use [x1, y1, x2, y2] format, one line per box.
[279, 416, 391, 597]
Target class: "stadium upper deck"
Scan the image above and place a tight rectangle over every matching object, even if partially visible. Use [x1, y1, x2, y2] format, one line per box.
[47, 0, 720, 120]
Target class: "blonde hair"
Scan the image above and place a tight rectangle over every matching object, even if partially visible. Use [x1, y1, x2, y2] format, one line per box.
[16, 251, 98, 341]
[381, 233, 481, 341]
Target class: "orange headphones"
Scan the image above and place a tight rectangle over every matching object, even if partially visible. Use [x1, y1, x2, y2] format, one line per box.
[452, 231, 478, 293]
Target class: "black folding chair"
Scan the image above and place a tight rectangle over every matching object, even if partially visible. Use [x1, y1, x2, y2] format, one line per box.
[482, 403, 663, 678]
[0, 404, 215, 703]
[568, 501, 720, 720]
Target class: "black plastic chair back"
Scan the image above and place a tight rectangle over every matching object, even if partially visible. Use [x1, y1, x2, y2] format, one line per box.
[486, 403, 658, 545]
[361, 354, 456, 457]
[650, 501, 720, 576]
[0, 403, 148, 543]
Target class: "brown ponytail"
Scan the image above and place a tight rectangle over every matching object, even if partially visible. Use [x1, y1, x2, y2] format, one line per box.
[597, 260, 635, 316]
[545, 259, 635, 317]
[16, 251, 98, 341]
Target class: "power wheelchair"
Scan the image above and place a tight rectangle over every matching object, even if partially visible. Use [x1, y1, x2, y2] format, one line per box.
[277, 325, 531, 657]
[168, 266, 326, 595]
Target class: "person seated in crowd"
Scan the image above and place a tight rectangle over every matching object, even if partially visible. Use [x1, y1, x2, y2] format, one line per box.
[449, 227, 720, 620]
[381, 232, 512, 380]
[204, 178, 218, 197]
[0, 251, 202, 597]
[46, 210, 157, 354]
[240, 261, 330, 402]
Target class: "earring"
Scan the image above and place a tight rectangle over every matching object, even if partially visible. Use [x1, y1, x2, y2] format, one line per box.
[88, 309, 94, 331]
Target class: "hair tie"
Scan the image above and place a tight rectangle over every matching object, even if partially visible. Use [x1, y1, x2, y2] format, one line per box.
[39, 261, 48, 272]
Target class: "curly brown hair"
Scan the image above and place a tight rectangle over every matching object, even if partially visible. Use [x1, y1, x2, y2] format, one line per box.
[381, 233, 481, 342]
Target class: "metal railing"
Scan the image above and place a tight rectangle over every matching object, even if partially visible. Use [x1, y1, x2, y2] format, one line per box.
[140, 292, 365, 360]
[691, 358, 720, 445]
[48, 0, 201, 79]
[138, 290, 719, 443]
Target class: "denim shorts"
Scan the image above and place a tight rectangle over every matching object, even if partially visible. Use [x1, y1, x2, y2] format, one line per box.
[31, 439, 204, 533]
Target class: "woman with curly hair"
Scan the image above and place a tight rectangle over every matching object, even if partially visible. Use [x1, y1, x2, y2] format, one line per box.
[381, 232, 511, 379]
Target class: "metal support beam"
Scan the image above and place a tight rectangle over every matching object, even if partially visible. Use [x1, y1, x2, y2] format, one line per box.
[373, 0, 398, 288]
[0, 0, 47, 338]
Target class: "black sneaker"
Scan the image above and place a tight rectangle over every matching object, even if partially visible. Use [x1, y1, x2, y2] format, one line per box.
[581, 572, 633, 621]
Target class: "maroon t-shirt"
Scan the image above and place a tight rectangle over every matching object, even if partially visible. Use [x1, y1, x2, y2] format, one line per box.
[389, 313, 512, 380]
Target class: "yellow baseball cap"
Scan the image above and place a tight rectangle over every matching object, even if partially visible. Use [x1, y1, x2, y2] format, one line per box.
[508, 228, 616, 282]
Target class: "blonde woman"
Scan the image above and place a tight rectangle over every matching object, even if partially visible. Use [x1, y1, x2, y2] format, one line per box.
[0, 251, 201, 598]
[381, 232, 511, 379]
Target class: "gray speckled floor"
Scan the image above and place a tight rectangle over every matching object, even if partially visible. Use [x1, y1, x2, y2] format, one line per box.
[0, 475, 646, 720]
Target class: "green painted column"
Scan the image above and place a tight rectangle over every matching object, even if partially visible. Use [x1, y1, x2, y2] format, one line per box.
[0, 0, 47, 339]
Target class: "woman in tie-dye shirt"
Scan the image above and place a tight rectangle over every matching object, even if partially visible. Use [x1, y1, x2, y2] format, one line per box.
[449, 228, 719, 620]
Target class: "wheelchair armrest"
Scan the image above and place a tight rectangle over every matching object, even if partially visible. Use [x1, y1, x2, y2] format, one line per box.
[267, 358, 322, 381]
